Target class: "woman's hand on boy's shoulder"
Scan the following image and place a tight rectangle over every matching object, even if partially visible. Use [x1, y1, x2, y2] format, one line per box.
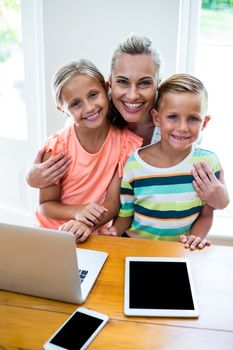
[179, 234, 211, 250]
[192, 162, 229, 209]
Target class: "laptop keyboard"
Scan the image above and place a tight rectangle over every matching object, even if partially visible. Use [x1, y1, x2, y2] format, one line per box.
[79, 269, 89, 283]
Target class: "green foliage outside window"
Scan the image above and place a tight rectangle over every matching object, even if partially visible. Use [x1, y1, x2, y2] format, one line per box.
[200, 0, 233, 43]
[202, 0, 233, 9]
[0, 0, 21, 63]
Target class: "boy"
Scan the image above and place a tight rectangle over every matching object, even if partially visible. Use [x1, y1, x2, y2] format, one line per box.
[107, 74, 222, 250]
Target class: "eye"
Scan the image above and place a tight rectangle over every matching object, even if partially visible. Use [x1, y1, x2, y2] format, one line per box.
[167, 114, 178, 120]
[70, 99, 81, 108]
[116, 78, 129, 86]
[138, 80, 154, 88]
[89, 90, 98, 99]
[188, 115, 200, 123]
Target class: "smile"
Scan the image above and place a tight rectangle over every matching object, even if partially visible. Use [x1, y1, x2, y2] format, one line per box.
[172, 135, 190, 140]
[122, 101, 144, 111]
[82, 111, 100, 121]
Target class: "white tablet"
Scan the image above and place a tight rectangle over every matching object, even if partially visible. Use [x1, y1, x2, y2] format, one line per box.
[124, 257, 199, 318]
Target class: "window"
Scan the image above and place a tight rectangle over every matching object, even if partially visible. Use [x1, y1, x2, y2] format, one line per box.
[194, 0, 233, 236]
[0, 0, 27, 140]
[0, 0, 45, 226]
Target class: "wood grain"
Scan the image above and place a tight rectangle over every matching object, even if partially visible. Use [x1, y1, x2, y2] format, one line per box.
[1, 235, 233, 349]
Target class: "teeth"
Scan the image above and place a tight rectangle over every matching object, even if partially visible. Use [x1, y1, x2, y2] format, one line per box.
[84, 112, 98, 120]
[124, 102, 143, 110]
[173, 135, 188, 140]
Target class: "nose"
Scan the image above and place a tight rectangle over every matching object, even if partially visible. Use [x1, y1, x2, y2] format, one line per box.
[177, 119, 189, 131]
[126, 85, 140, 100]
[84, 99, 95, 113]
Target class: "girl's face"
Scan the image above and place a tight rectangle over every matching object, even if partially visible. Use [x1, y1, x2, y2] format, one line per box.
[59, 75, 109, 129]
[110, 53, 158, 123]
[153, 92, 210, 153]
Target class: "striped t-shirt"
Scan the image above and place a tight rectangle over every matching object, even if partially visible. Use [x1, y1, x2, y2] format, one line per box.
[118, 144, 221, 240]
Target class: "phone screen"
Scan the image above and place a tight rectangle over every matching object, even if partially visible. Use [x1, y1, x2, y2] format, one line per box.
[49, 311, 104, 350]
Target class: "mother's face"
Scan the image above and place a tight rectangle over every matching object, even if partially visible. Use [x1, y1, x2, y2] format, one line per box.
[110, 53, 158, 123]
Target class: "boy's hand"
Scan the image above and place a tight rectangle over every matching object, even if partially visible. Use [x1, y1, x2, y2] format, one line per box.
[59, 220, 92, 243]
[99, 226, 118, 236]
[75, 203, 108, 226]
[179, 234, 211, 250]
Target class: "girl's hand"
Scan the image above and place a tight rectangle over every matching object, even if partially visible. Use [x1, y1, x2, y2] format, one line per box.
[192, 162, 229, 209]
[75, 203, 108, 226]
[179, 234, 211, 250]
[59, 220, 92, 243]
[26, 149, 71, 188]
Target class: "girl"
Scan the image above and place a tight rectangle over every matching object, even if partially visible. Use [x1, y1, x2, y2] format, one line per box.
[35, 59, 142, 242]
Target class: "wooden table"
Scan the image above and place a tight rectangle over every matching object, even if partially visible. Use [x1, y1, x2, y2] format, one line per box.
[1, 236, 233, 349]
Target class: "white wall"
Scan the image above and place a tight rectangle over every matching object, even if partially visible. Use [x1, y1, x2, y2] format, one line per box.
[40, 0, 185, 136]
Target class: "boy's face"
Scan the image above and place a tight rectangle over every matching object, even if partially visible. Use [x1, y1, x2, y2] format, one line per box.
[153, 92, 210, 152]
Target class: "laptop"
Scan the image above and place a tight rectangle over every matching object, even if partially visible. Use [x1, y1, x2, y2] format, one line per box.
[0, 223, 108, 303]
[124, 256, 199, 318]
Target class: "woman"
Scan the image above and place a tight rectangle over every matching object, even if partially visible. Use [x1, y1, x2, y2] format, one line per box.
[27, 34, 229, 210]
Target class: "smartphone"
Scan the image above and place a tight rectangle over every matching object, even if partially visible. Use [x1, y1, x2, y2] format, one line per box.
[43, 307, 109, 350]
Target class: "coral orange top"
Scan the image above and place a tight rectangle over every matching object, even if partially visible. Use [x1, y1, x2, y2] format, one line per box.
[35, 123, 142, 229]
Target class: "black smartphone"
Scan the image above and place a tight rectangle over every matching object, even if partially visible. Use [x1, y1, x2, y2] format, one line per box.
[43, 307, 109, 350]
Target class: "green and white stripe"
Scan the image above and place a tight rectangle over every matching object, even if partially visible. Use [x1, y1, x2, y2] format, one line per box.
[119, 144, 221, 240]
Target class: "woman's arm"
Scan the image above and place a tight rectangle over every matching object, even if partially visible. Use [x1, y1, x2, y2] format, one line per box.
[26, 147, 71, 188]
[192, 162, 229, 209]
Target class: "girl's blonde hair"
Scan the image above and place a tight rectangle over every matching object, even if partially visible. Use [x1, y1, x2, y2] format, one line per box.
[52, 59, 106, 107]
[156, 73, 208, 115]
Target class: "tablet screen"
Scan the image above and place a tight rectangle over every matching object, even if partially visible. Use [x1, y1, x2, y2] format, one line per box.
[124, 257, 199, 317]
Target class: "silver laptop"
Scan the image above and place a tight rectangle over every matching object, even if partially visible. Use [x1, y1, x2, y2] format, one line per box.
[0, 223, 108, 303]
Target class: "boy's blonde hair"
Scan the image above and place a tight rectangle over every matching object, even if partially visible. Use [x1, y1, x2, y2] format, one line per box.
[52, 59, 106, 107]
[111, 34, 162, 83]
[156, 74, 208, 116]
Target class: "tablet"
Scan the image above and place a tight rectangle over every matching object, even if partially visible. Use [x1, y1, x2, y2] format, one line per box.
[124, 257, 199, 317]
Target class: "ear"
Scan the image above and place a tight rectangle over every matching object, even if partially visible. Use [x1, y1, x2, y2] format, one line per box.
[151, 108, 160, 126]
[201, 115, 211, 130]
[108, 77, 112, 88]
[57, 105, 70, 118]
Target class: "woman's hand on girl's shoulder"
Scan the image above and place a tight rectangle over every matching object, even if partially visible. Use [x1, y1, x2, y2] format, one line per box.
[26, 148, 71, 188]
